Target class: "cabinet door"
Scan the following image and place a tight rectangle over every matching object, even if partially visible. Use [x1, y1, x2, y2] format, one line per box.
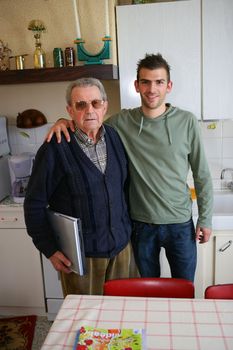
[0, 228, 44, 308]
[214, 234, 233, 284]
[116, 1, 201, 117]
[202, 0, 233, 119]
[41, 255, 63, 298]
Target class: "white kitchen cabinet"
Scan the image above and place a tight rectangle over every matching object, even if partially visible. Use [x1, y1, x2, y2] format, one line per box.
[0, 205, 45, 315]
[160, 230, 233, 298]
[116, 0, 233, 121]
[116, 1, 201, 117]
[195, 235, 215, 298]
[41, 255, 64, 320]
[195, 231, 233, 297]
[214, 232, 233, 284]
[160, 239, 214, 299]
[202, 0, 233, 120]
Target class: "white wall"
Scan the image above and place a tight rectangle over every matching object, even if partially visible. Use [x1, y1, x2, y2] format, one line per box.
[0, 0, 117, 68]
[0, 0, 120, 123]
[0, 80, 120, 124]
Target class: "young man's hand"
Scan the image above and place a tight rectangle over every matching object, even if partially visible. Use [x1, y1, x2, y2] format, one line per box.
[46, 118, 75, 143]
[196, 226, 212, 244]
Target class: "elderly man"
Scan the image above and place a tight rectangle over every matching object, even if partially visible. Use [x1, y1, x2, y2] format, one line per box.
[24, 77, 134, 296]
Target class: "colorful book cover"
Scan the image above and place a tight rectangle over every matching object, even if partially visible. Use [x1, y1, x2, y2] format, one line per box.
[73, 326, 146, 350]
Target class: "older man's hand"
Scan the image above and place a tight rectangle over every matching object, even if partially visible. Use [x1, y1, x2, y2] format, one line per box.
[49, 250, 72, 273]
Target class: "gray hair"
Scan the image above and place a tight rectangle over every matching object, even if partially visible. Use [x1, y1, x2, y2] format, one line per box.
[66, 77, 107, 106]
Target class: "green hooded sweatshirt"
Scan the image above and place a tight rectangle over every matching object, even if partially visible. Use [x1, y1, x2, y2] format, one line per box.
[105, 104, 213, 228]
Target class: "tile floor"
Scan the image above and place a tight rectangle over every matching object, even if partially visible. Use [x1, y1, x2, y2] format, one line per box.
[32, 316, 53, 350]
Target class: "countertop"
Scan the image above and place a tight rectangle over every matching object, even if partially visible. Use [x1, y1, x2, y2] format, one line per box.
[0, 196, 23, 208]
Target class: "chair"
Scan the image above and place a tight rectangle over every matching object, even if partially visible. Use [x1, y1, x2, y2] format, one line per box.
[205, 284, 233, 299]
[103, 277, 195, 298]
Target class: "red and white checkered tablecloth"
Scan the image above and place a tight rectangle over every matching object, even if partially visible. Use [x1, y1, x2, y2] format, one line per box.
[42, 294, 233, 350]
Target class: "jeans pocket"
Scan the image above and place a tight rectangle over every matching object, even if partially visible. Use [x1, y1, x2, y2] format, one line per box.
[170, 218, 195, 240]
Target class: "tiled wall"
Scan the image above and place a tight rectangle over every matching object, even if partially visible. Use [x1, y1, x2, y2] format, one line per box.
[7, 120, 233, 191]
[199, 120, 233, 191]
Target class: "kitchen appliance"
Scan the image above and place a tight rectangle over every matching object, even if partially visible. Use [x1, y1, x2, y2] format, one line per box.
[0, 116, 11, 201]
[8, 153, 35, 203]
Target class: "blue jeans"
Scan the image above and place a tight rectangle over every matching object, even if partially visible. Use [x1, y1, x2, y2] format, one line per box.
[131, 218, 196, 282]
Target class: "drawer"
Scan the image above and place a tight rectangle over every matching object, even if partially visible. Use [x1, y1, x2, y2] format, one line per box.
[46, 299, 64, 321]
[0, 206, 25, 228]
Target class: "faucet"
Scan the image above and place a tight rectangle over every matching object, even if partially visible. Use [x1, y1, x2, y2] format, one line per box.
[220, 168, 233, 191]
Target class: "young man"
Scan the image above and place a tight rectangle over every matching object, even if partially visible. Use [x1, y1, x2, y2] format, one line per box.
[24, 78, 135, 296]
[46, 54, 213, 282]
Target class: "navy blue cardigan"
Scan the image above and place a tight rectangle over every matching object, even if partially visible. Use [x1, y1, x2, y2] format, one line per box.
[24, 125, 132, 259]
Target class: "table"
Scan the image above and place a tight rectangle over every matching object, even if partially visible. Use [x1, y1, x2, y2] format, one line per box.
[42, 294, 233, 350]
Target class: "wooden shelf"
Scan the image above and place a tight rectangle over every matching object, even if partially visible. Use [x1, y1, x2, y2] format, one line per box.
[0, 64, 119, 85]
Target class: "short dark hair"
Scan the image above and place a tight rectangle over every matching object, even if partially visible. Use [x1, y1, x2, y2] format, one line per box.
[136, 53, 171, 82]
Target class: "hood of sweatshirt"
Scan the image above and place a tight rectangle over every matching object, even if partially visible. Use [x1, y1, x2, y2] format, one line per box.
[138, 103, 177, 144]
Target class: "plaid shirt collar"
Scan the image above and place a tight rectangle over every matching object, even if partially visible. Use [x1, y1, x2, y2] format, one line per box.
[74, 125, 106, 146]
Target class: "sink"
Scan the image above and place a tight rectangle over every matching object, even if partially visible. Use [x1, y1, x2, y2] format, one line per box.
[213, 191, 233, 213]
[192, 191, 233, 230]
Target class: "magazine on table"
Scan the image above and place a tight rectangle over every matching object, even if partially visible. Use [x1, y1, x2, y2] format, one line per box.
[72, 325, 146, 349]
[47, 208, 86, 275]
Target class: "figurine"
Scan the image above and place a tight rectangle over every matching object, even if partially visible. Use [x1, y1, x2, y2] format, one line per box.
[0, 39, 11, 71]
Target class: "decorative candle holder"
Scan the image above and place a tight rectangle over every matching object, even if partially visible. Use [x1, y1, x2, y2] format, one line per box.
[74, 36, 111, 65]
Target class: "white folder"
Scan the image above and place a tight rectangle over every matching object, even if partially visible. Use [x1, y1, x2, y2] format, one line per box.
[47, 209, 86, 275]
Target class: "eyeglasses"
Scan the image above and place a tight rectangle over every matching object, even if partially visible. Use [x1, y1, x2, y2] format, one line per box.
[73, 99, 105, 111]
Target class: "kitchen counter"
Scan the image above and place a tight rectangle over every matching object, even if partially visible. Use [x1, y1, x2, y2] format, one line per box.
[0, 196, 23, 207]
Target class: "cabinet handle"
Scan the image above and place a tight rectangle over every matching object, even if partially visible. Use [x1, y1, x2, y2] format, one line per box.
[0, 217, 18, 222]
[219, 240, 232, 252]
